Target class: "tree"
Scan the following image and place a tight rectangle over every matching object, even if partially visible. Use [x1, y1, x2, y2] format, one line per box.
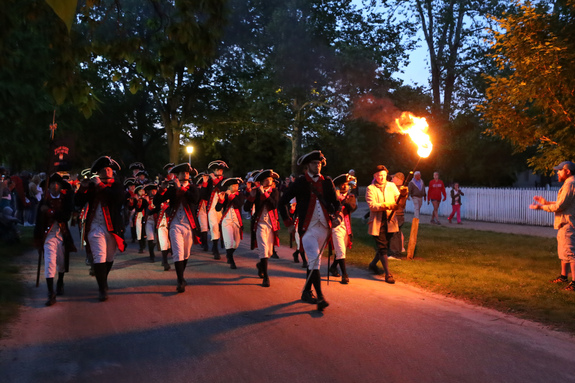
[479, 0, 575, 173]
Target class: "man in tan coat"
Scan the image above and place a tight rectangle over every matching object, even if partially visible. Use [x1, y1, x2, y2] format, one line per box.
[366, 165, 400, 283]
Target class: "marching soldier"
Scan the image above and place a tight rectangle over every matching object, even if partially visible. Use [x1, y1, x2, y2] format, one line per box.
[154, 163, 199, 293]
[124, 177, 138, 243]
[216, 177, 245, 269]
[34, 173, 76, 306]
[279, 150, 340, 311]
[134, 185, 148, 253]
[196, 171, 211, 251]
[156, 163, 176, 271]
[244, 169, 281, 287]
[144, 183, 159, 263]
[75, 156, 126, 302]
[328, 173, 357, 284]
[206, 160, 228, 259]
[129, 162, 145, 179]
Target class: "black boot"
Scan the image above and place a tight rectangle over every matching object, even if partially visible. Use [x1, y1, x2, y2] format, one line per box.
[56, 272, 65, 295]
[94, 263, 108, 301]
[329, 259, 341, 277]
[311, 270, 329, 311]
[174, 261, 186, 293]
[45, 278, 56, 306]
[301, 269, 316, 303]
[301, 251, 308, 269]
[138, 239, 145, 253]
[212, 240, 221, 259]
[261, 258, 270, 287]
[340, 259, 349, 284]
[131, 227, 137, 243]
[148, 240, 156, 262]
[226, 249, 237, 269]
[161, 250, 171, 271]
[256, 260, 264, 278]
[201, 232, 209, 251]
[293, 250, 300, 263]
[271, 247, 279, 259]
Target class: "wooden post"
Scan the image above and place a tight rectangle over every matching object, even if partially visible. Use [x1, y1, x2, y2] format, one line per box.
[407, 217, 419, 260]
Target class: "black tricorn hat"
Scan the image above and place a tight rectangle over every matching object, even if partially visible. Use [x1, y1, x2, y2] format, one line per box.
[163, 163, 175, 172]
[135, 185, 144, 193]
[372, 165, 388, 175]
[170, 163, 198, 177]
[297, 150, 326, 167]
[333, 173, 356, 188]
[129, 162, 145, 171]
[124, 177, 136, 186]
[255, 169, 279, 183]
[221, 177, 243, 189]
[91, 156, 121, 174]
[144, 183, 158, 193]
[48, 173, 71, 190]
[135, 170, 149, 178]
[208, 160, 229, 170]
[80, 168, 93, 179]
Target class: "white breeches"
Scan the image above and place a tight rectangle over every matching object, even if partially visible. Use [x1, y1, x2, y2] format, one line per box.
[145, 218, 156, 241]
[222, 215, 241, 249]
[331, 223, 349, 260]
[208, 208, 222, 240]
[256, 216, 274, 259]
[88, 224, 117, 264]
[301, 224, 329, 270]
[169, 221, 193, 262]
[135, 212, 144, 240]
[198, 204, 209, 232]
[44, 226, 64, 278]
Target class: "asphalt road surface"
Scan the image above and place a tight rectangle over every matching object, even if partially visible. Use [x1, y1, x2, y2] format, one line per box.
[1, 226, 574, 383]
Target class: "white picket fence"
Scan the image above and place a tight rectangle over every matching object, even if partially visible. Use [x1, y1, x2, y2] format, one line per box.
[359, 186, 559, 227]
[405, 187, 559, 227]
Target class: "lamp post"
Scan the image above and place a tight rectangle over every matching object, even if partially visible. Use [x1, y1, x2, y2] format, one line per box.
[186, 145, 194, 164]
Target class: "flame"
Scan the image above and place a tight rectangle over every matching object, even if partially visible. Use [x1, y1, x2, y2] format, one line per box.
[395, 112, 433, 158]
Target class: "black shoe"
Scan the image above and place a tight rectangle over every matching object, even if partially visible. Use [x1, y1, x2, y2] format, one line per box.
[163, 263, 171, 271]
[293, 251, 299, 263]
[316, 298, 329, 312]
[301, 290, 317, 304]
[565, 281, 575, 291]
[98, 291, 108, 302]
[385, 274, 396, 284]
[551, 275, 568, 283]
[341, 274, 349, 285]
[89, 266, 95, 276]
[230, 262, 237, 270]
[149, 257, 155, 263]
[329, 265, 340, 278]
[176, 279, 187, 293]
[301, 260, 308, 269]
[271, 251, 279, 259]
[369, 263, 383, 275]
[56, 281, 64, 296]
[45, 294, 56, 306]
[256, 262, 264, 278]
[262, 277, 270, 287]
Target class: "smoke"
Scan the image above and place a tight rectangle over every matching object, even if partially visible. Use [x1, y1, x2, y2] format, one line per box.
[351, 94, 405, 133]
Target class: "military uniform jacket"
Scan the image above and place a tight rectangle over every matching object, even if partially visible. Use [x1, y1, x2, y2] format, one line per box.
[75, 180, 126, 252]
[216, 192, 245, 230]
[244, 187, 280, 249]
[34, 191, 77, 258]
[153, 183, 200, 231]
[279, 173, 340, 238]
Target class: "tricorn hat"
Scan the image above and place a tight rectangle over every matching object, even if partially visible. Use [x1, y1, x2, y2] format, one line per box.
[129, 162, 145, 171]
[144, 183, 158, 193]
[124, 177, 136, 187]
[208, 160, 229, 171]
[91, 156, 121, 174]
[169, 163, 198, 177]
[135, 170, 149, 178]
[163, 163, 175, 172]
[48, 173, 71, 190]
[297, 150, 326, 167]
[333, 173, 356, 188]
[80, 168, 92, 179]
[221, 177, 243, 189]
[372, 165, 388, 175]
[255, 169, 279, 183]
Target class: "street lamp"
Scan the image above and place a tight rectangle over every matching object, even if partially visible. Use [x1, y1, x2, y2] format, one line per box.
[186, 145, 194, 164]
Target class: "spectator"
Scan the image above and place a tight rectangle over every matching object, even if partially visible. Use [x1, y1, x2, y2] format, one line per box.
[448, 183, 464, 224]
[530, 161, 575, 292]
[427, 171, 446, 224]
[408, 171, 426, 219]
[27, 174, 43, 225]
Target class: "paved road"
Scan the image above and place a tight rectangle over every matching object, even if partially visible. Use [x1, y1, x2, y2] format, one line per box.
[1, 224, 572, 383]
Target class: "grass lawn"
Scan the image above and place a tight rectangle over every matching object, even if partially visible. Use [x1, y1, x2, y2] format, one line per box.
[0, 226, 33, 338]
[279, 218, 575, 333]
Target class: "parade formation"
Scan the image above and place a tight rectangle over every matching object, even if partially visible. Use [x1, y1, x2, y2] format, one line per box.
[31, 150, 408, 312]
